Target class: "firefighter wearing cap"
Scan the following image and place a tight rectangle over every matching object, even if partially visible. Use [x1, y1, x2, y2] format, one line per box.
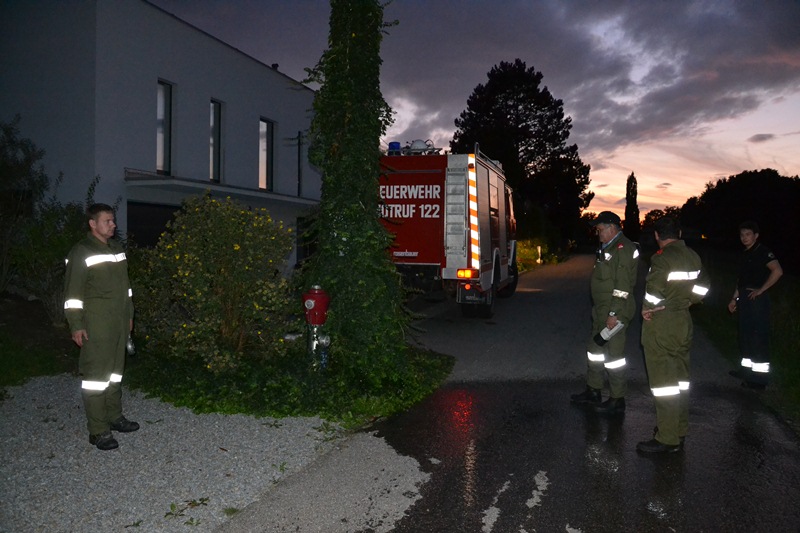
[637, 216, 709, 454]
[64, 204, 138, 451]
[570, 211, 639, 415]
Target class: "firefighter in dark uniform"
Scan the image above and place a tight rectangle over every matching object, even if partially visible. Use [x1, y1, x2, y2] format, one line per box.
[727, 220, 782, 390]
[64, 204, 138, 450]
[637, 217, 709, 454]
[571, 211, 639, 415]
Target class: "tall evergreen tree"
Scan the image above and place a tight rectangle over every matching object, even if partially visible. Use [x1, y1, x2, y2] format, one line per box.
[624, 172, 641, 241]
[303, 0, 409, 391]
[451, 59, 593, 244]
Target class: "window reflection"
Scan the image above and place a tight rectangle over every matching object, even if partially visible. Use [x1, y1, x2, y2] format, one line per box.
[156, 81, 172, 175]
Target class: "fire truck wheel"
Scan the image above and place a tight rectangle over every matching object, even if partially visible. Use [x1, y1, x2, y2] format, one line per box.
[498, 261, 518, 298]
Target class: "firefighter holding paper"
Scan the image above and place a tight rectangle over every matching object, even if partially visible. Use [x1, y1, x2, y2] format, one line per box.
[637, 216, 709, 454]
[570, 211, 639, 415]
[64, 204, 138, 451]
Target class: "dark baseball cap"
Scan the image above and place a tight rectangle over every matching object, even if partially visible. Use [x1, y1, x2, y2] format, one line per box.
[590, 211, 621, 226]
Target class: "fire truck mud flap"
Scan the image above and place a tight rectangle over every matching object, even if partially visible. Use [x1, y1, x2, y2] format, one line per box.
[457, 283, 495, 318]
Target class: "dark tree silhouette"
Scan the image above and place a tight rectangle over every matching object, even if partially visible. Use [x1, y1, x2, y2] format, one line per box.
[642, 208, 665, 230]
[624, 172, 641, 242]
[685, 169, 800, 272]
[643, 206, 682, 226]
[0, 115, 49, 293]
[451, 59, 593, 245]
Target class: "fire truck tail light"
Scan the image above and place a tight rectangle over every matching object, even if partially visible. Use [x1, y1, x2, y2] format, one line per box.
[457, 268, 478, 279]
[464, 283, 471, 291]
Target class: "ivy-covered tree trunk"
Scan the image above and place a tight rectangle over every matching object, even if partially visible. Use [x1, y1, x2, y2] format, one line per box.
[304, 0, 409, 391]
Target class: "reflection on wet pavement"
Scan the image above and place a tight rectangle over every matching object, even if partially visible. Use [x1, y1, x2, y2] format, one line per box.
[371, 380, 800, 532]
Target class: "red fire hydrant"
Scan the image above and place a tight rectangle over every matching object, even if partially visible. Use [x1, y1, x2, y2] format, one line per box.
[303, 285, 331, 369]
[303, 285, 330, 326]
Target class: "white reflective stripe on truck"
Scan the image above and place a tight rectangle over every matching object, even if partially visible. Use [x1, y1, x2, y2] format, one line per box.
[468, 154, 480, 269]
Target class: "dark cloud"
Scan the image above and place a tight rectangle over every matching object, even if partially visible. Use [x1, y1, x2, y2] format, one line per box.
[150, 0, 800, 161]
[748, 134, 776, 143]
[656, 183, 672, 190]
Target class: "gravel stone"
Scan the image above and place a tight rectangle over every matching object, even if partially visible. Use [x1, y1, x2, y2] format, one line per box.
[0, 374, 343, 532]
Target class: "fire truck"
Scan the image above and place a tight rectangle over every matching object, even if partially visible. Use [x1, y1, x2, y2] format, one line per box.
[379, 140, 517, 318]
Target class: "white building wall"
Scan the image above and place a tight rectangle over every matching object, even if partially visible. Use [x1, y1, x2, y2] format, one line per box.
[0, 1, 99, 200]
[1, 0, 321, 263]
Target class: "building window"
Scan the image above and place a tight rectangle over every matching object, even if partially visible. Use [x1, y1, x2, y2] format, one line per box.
[259, 119, 274, 191]
[210, 100, 222, 182]
[156, 81, 172, 175]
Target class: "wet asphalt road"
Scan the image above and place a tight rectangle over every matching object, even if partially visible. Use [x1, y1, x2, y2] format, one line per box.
[370, 254, 800, 532]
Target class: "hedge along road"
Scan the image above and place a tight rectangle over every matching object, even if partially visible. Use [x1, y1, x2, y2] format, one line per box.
[220, 254, 800, 532]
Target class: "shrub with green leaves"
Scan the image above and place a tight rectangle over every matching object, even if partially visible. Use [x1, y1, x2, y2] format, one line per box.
[0, 115, 50, 294]
[130, 195, 294, 373]
[12, 175, 99, 326]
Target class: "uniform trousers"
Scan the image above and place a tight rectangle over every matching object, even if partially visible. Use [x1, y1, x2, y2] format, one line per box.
[586, 311, 628, 398]
[642, 309, 692, 447]
[737, 294, 771, 386]
[79, 309, 127, 435]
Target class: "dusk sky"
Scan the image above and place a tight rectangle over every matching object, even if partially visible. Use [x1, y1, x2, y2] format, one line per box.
[150, 0, 800, 217]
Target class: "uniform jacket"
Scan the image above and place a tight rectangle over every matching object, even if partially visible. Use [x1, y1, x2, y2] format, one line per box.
[643, 240, 709, 311]
[64, 233, 134, 333]
[591, 231, 639, 322]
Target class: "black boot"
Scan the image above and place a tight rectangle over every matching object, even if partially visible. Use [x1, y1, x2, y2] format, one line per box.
[636, 438, 680, 454]
[570, 387, 601, 405]
[593, 397, 626, 415]
[89, 431, 119, 451]
[110, 416, 140, 433]
[653, 426, 685, 449]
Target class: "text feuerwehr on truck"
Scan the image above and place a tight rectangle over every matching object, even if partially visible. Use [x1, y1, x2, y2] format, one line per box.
[380, 139, 518, 318]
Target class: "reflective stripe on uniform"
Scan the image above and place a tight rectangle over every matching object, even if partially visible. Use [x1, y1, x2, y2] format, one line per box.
[652, 385, 681, 397]
[645, 292, 663, 305]
[64, 299, 84, 310]
[612, 289, 629, 299]
[82, 380, 109, 391]
[587, 351, 605, 362]
[667, 270, 700, 281]
[692, 284, 709, 296]
[741, 357, 772, 373]
[605, 357, 626, 369]
[110, 373, 123, 382]
[128, 288, 133, 297]
[679, 381, 690, 391]
[85, 253, 127, 267]
[633, 249, 640, 259]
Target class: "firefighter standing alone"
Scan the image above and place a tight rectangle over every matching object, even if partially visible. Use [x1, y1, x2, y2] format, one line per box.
[64, 204, 139, 451]
[727, 220, 782, 390]
[637, 216, 710, 454]
[571, 211, 639, 414]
